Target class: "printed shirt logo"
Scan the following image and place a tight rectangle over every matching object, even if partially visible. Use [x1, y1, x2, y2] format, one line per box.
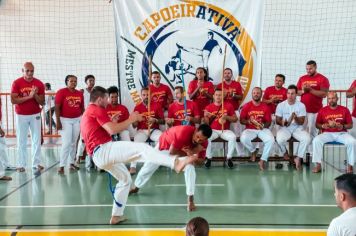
[65, 96, 82, 108]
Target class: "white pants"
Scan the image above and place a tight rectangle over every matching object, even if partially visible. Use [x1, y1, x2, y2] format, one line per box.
[76, 134, 86, 158]
[240, 129, 275, 161]
[350, 117, 356, 138]
[131, 129, 162, 168]
[304, 113, 317, 153]
[0, 136, 8, 178]
[92, 141, 176, 216]
[119, 130, 131, 141]
[312, 132, 356, 166]
[206, 130, 236, 159]
[16, 113, 42, 168]
[231, 110, 247, 156]
[59, 117, 81, 167]
[269, 115, 283, 156]
[276, 127, 311, 158]
[135, 146, 195, 196]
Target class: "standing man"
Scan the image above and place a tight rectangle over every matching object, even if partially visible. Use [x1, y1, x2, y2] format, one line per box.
[11, 62, 45, 172]
[106, 86, 130, 142]
[80, 86, 195, 224]
[327, 173, 356, 236]
[312, 92, 355, 173]
[44, 83, 56, 134]
[0, 100, 12, 180]
[166, 86, 200, 127]
[203, 89, 238, 169]
[240, 87, 275, 170]
[297, 60, 329, 154]
[130, 124, 212, 211]
[275, 85, 311, 170]
[76, 75, 96, 163]
[55, 75, 84, 174]
[346, 80, 356, 138]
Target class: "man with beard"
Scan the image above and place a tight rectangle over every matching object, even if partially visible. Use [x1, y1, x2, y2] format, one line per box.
[312, 92, 355, 173]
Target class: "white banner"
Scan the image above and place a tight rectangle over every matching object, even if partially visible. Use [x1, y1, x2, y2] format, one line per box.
[113, 0, 264, 111]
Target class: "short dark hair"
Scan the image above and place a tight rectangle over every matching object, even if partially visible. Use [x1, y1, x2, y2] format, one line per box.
[85, 74, 95, 83]
[45, 83, 51, 89]
[90, 86, 107, 102]
[335, 174, 356, 201]
[224, 68, 233, 74]
[214, 88, 222, 93]
[287, 84, 298, 93]
[107, 86, 119, 96]
[197, 124, 212, 139]
[275, 74, 285, 82]
[65, 75, 77, 85]
[152, 71, 160, 76]
[306, 60, 317, 66]
[253, 87, 262, 93]
[186, 217, 209, 236]
[174, 86, 184, 93]
[141, 87, 149, 93]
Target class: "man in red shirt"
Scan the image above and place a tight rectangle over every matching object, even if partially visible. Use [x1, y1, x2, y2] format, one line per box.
[131, 87, 164, 174]
[11, 62, 45, 172]
[240, 87, 275, 170]
[129, 124, 212, 211]
[188, 67, 214, 116]
[312, 92, 355, 173]
[149, 71, 173, 111]
[346, 80, 356, 138]
[297, 60, 330, 154]
[203, 89, 238, 168]
[55, 75, 84, 174]
[0, 98, 12, 181]
[80, 86, 196, 224]
[166, 86, 200, 127]
[106, 86, 130, 142]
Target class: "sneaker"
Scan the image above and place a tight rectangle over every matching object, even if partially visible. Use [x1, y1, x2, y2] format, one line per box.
[204, 159, 211, 168]
[227, 159, 234, 169]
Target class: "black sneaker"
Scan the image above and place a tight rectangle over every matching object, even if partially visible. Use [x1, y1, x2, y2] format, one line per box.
[205, 159, 211, 168]
[227, 159, 234, 169]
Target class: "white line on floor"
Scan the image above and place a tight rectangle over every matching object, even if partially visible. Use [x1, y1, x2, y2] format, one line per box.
[155, 184, 225, 187]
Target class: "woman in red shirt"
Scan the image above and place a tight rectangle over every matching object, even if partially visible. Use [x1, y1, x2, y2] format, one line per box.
[55, 75, 84, 174]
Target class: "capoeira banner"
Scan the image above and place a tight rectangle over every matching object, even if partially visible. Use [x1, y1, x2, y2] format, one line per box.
[113, 0, 264, 110]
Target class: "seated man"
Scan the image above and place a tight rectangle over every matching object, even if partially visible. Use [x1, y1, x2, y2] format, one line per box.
[312, 92, 356, 173]
[203, 89, 238, 169]
[166, 86, 200, 127]
[240, 87, 275, 170]
[130, 124, 212, 212]
[275, 85, 311, 170]
[131, 87, 164, 174]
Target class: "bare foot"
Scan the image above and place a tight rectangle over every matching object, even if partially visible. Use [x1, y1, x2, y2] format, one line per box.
[250, 150, 257, 162]
[0, 176, 12, 181]
[109, 215, 127, 225]
[187, 196, 196, 212]
[129, 187, 139, 195]
[283, 152, 290, 161]
[294, 157, 302, 170]
[258, 160, 266, 171]
[58, 167, 64, 174]
[37, 165, 44, 171]
[312, 163, 322, 173]
[129, 167, 136, 175]
[69, 164, 80, 171]
[346, 165, 353, 174]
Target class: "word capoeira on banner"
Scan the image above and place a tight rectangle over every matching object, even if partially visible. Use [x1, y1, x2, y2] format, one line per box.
[113, 0, 264, 110]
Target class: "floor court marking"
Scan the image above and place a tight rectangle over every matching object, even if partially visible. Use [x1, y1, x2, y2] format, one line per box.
[0, 203, 336, 208]
[155, 184, 225, 187]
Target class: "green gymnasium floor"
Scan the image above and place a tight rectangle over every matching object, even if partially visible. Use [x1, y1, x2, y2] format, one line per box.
[0, 142, 344, 235]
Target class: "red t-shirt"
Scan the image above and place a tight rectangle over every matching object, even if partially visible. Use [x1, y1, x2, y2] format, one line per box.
[168, 100, 199, 126]
[149, 83, 173, 110]
[316, 105, 352, 133]
[80, 104, 112, 155]
[262, 86, 287, 114]
[133, 102, 163, 130]
[297, 73, 330, 113]
[188, 80, 214, 116]
[204, 103, 235, 130]
[106, 104, 130, 123]
[11, 77, 45, 115]
[55, 88, 84, 118]
[240, 101, 272, 130]
[347, 80, 356, 118]
[159, 125, 207, 159]
[216, 81, 243, 110]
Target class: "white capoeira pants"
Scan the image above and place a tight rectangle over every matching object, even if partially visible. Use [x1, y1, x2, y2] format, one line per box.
[312, 132, 356, 166]
[304, 112, 318, 153]
[206, 129, 237, 159]
[92, 141, 176, 217]
[231, 110, 247, 156]
[16, 113, 42, 168]
[131, 129, 162, 168]
[351, 117, 356, 138]
[0, 135, 9, 178]
[59, 117, 81, 167]
[276, 127, 311, 158]
[134, 144, 195, 196]
[240, 129, 275, 161]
